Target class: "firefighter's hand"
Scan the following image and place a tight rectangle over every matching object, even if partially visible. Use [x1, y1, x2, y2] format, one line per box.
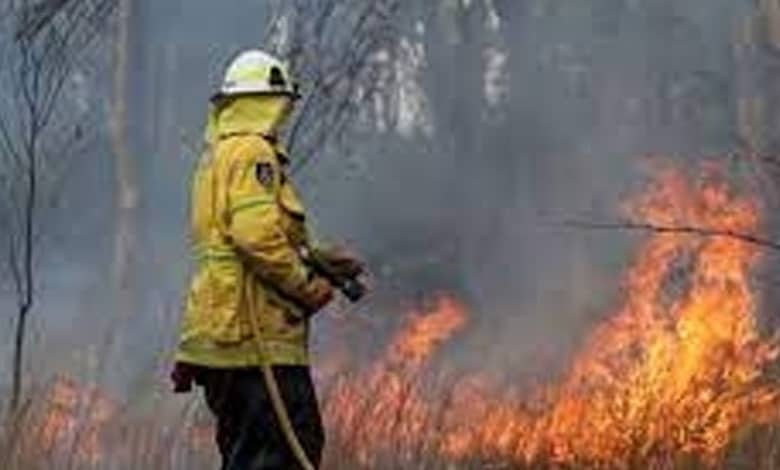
[170, 362, 196, 393]
[300, 277, 334, 315]
[314, 245, 365, 279]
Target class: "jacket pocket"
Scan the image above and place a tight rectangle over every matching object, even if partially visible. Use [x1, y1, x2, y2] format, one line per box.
[194, 261, 249, 344]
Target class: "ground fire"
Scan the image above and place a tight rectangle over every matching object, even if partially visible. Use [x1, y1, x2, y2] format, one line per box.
[25, 375, 116, 465]
[18, 163, 780, 469]
[323, 163, 780, 468]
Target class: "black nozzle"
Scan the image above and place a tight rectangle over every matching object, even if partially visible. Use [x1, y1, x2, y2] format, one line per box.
[340, 278, 366, 303]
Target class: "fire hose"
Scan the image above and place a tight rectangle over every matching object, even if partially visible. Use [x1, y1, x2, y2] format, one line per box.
[245, 248, 366, 470]
[245, 278, 316, 470]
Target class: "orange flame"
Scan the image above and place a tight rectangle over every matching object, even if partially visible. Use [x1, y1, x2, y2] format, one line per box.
[25, 375, 213, 465]
[28, 375, 116, 465]
[324, 163, 780, 468]
[324, 295, 467, 464]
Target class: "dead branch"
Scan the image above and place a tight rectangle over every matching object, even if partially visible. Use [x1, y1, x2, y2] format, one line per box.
[562, 219, 780, 252]
[263, 0, 401, 173]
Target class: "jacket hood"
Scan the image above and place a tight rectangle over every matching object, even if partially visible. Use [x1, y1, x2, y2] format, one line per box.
[214, 95, 292, 138]
[203, 103, 218, 145]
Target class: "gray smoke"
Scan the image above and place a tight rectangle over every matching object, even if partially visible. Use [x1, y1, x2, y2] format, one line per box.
[0, 0, 759, 394]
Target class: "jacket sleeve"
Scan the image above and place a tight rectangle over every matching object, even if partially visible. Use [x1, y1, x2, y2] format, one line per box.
[223, 146, 315, 304]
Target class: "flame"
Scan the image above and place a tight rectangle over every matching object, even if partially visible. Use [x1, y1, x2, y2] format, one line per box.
[27, 375, 116, 465]
[24, 375, 213, 465]
[324, 163, 780, 468]
[324, 295, 467, 464]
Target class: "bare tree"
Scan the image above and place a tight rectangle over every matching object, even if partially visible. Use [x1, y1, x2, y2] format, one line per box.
[0, 0, 115, 412]
[263, 0, 401, 173]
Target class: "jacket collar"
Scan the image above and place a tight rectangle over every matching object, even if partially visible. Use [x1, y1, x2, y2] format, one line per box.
[212, 96, 291, 164]
[216, 96, 275, 137]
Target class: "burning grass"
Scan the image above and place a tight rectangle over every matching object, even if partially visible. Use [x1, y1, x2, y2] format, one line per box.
[0, 376, 218, 469]
[3, 163, 780, 470]
[322, 164, 780, 469]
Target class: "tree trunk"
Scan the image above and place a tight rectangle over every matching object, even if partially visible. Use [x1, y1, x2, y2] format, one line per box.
[10, 305, 30, 412]
[10, 76, 40, 413]
[734, 11, 762, 151]
[110, 0, 138, 325]
[762, 0, 780, 49]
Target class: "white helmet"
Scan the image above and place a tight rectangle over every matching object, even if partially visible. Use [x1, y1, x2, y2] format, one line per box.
[217, 49, 299, 98]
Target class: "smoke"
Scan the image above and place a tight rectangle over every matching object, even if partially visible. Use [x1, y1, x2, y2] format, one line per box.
[0, 1, 761, 394]
[305, 1, 756, 377]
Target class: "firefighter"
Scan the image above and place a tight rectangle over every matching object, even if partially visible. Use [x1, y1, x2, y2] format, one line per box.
[170, 49, 361, 469]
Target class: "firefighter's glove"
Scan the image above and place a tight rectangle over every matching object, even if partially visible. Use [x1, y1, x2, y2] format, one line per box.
[313, 245, 365, 279]
[170, 362, 197, 393]
[299, 276, 334, 316]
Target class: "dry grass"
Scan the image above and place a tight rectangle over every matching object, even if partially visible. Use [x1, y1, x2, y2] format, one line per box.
[0, 381, 217, 470]
[319, 409, 780, 470]
[2, 384, 780, 470]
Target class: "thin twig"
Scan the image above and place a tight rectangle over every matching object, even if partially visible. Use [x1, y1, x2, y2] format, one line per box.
[562, 219, 780, 252]
[1, 0, 117, 412]
[281, 0, 400, 172]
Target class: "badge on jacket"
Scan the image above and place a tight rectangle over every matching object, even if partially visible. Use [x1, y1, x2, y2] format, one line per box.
[255, 162, 275, 187]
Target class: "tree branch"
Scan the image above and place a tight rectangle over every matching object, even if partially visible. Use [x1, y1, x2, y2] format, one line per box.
[562, 219, 780, 252]
[0, 0, 117, 412]
[277, 0, 400, 171]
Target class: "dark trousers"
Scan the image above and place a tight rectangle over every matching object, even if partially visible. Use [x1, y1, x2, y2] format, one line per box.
[196, 366, 325, 470]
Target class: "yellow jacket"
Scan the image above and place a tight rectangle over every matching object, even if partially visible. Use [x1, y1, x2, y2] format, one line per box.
[175, 96, 320, 367]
